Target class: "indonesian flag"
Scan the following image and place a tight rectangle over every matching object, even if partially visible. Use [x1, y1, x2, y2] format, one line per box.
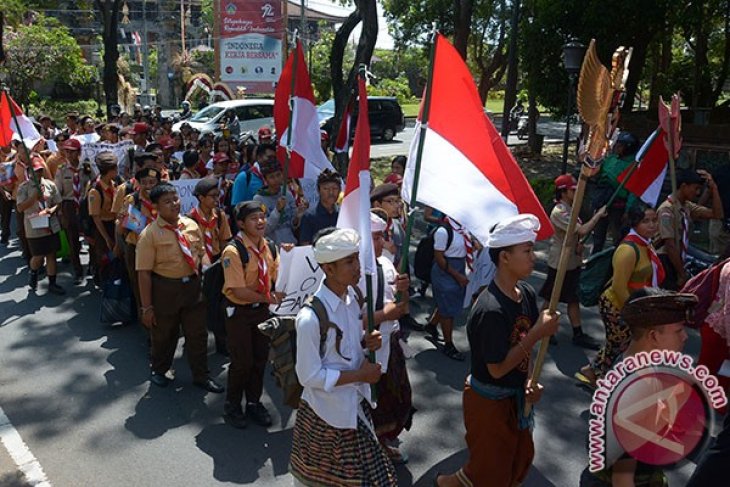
[337, 75, 375, 275]
[274, 41, 334, 179]
[617, 128, 668, 207]
[0, 92, 42, 150]
[334, 102, 352, 154]
[402, 34, 552, 244]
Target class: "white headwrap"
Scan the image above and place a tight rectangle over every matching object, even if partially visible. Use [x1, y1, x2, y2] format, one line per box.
[313, 228, 361, 264]
[370, 212, 387, 233]
[487, 214, 540, 248]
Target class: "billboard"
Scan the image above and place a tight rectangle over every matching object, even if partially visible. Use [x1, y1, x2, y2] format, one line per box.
[217, 0, 286, 94]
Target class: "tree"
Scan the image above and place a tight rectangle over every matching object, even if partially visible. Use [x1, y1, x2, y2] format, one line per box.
[0, 15, 94, 108]
[95, 0, 122, 116]
[329, 0, 379, 171]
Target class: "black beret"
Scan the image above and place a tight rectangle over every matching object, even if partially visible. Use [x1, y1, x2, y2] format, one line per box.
[194, 177, 219, 197]
[235, 200, 267, 221]
[622, 291, 698, 328]
[370, 183, 399, 203]
[135, 167, 162, 181]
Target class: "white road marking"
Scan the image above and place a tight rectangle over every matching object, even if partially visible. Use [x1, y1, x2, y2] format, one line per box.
[0, 406, 51, 486]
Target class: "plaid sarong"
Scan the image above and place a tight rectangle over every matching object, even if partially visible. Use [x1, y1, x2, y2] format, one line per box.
[290, 399, 397, 486]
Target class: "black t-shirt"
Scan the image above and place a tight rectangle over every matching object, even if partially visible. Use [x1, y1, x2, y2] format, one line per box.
[467, 280, 538, 389]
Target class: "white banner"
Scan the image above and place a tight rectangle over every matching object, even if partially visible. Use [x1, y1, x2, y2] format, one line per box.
[269, 246, 324, 316]
[79, 140, 134, 170]
[171, 178, 200, 216]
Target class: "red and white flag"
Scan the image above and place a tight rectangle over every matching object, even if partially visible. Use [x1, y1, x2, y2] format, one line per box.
[0, 92, 42, 150]
[274, 41, 334, 179]
[337, 74, 375, 275]
[402, 34, 552, 243]
[617, 128, 668, 207]
[334, 102, 352, 154]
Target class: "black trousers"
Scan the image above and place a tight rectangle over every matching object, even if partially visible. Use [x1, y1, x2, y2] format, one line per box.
[687, 413, 730, 486]
[224, 304, 270, 406]
[0, 192, 11, 242]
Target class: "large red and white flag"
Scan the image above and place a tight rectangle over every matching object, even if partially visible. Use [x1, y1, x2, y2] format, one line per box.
[402, 34, 552, 243]
[274, 41, 334, 179]
[337, 75, 374, 275]
[0, 92, 42, 150]
[617, 128, 668, 207]
[334, 102, 352, 154]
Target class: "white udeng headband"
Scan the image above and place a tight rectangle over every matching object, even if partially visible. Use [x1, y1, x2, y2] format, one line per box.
[487, 213, 540, 248]
[313, 228, 361, 264]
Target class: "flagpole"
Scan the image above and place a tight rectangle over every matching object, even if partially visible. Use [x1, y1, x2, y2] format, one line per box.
[398, 28, 439, 292]
[282, 31, 300, 198]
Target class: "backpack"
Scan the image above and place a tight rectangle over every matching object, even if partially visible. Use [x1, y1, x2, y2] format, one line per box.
[201, 236, 277, 334]
[258, 284, 371, 409]
[578, 241, 639, 307]
[79, 180, 104, 236]
[680, 258, 730, 328]
[413, 225, 453, 283]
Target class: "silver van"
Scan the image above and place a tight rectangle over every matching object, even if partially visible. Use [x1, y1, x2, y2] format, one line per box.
[172, 99, 274, 136]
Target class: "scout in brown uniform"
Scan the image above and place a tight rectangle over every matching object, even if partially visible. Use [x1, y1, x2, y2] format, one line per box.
[656, 168, 723, 290]
[54, 138, 93, 283]
[111, 152, 157, 218]
[15, 159, 65, 295]
[190, 178, 233, 355]
[12, 143, 51, 261]
[88, 152, 118, 283]
[222, 201, 284, 429]
[135, 182, 224, 392]
[116, 167, 161, 312]
[179, 150, 202, 180]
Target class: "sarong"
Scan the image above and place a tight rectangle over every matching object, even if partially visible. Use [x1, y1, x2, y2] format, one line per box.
[289, 399, 397, 487]
[372, 331, 415, 441]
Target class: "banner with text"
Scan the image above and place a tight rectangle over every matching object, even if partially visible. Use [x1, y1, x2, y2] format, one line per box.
[79, 140, 134, 170]
[269, 245, 324, 316]
[218, 0, 285, 94]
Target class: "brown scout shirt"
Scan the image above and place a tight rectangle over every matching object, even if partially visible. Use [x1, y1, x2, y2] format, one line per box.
[222, 233, 279, 305]
[54, 164, 93, 202]
[135, 215, 205, 279]
[188, 207, 233, 258]
[118, 192, 157, 245]
[88, 179, 117, 222]
[656, 197, 704, 256]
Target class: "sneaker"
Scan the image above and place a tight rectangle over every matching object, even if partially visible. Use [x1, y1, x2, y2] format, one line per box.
[48, 282, 66, 295]
[572, 333, 601, 351]
[223, 403, 247, 429]
[443, 343, 465, 361]
[245, 402, 273, 427]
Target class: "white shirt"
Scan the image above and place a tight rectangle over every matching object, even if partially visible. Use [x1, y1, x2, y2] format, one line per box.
[434, 225, 467, 258]
[358, 256, 399, 373]
[463, 247, 496, 308]
[295, 281, 373, 430]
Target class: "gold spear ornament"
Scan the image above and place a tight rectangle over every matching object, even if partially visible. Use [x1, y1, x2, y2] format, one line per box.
[525, 39, 632, 416]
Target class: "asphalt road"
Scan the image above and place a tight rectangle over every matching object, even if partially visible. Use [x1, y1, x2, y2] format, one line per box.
[0, 230, 701, 487]
[370, 117, 581, 159]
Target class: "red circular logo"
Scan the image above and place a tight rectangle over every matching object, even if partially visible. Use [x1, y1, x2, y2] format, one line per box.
[611, 371, 708, 466]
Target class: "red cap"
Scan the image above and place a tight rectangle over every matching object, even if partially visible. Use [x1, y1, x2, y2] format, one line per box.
[554, 174, 577, 190]
[131, 122, 149, 135]
[159, 136, 175, 150]
[320, 129, 330, 142]
[62, 139, 82, 151]
[213, 152, 231, 164]
[258, 126, 272, 139]
[31, 157, 46, 171]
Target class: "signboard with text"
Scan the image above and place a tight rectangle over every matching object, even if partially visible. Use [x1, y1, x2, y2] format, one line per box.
[217, 0, 285, 94]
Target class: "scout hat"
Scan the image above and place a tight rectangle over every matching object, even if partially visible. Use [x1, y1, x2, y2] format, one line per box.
[370, 183, 399, 203]
[96, 151, 118, 169]
[622, 288, 698, 328]
[194, 177, 219, 197]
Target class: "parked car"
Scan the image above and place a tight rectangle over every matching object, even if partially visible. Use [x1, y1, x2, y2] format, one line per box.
[172, 99, 274, 137]
[317, 97, 405, 141]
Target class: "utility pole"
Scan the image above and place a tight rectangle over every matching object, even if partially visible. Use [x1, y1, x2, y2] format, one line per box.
[180, 0, 186, 53]
[500, 0, 521, 141]
[142, 0, 150, 104]
[300, 0, 307, 51]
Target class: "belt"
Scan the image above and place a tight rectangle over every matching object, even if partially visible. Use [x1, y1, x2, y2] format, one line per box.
[152, 272, 198, 283]
[468, 374, 534, 431]
[223, 296, 265, 310]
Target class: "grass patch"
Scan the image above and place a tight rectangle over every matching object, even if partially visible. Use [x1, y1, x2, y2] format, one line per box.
[401, 103, 420, 118]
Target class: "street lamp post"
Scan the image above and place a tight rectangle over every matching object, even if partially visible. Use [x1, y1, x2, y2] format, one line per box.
[167, 71, 175, 107]
[561, 40, 586, 174]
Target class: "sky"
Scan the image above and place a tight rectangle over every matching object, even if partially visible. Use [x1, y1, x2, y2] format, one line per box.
[293, 0, 396, 50]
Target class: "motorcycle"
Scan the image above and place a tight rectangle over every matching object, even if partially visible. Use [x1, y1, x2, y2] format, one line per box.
[517, 115, 529, 140]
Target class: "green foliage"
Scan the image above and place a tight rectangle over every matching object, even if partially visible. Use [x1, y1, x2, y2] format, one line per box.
[309, 25, 354, 102]
[0, 14, 95, 108]
[371, 47, 429, 97]
[192, 49, 215, 77]
[368, 77, 416, 103]
[528, 176, 554, 213]
[27, 98, 100, 124]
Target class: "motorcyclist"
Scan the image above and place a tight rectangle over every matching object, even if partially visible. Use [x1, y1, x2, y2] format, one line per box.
[180, 100, 193, 120]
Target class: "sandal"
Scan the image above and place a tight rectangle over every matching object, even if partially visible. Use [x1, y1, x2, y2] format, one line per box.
[443, 343, 465, 361]
[574, 371, 597, 389]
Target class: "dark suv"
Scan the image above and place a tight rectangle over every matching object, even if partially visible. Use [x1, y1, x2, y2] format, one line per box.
[318, 97, 406, 141]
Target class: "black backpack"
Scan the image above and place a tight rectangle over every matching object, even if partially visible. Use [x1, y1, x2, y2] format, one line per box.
[202, 237, 278, 333]
[79, 180, 105, 236]
[413, 225, 453, 283]
[578, 241, 639, 307]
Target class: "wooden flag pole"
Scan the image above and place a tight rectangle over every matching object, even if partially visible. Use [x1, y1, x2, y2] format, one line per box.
[282, 31, 300, 198]
[398, 28, 439, 302]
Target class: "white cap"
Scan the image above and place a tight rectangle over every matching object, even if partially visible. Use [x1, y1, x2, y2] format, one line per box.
[313, 228, 360, 264]
[487, 214, 540, 248]
[370, 212, 387, 233]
